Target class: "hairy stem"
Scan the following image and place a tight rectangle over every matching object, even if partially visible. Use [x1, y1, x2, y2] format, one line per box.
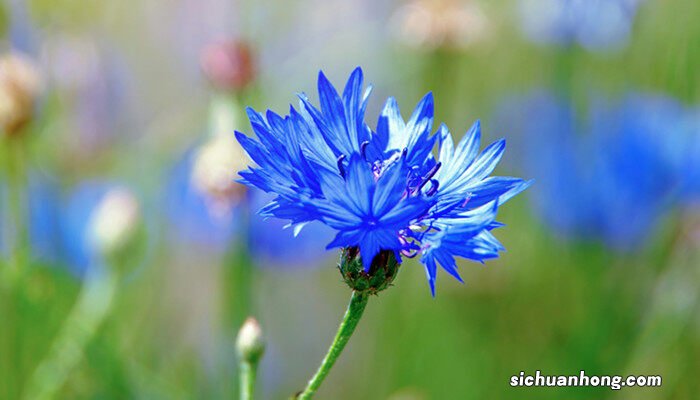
[296, 291, 369, 399]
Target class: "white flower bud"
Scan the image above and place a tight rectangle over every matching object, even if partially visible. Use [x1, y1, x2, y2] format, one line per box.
[87, 187, 141, 258]
[236, 317, 265, 363]
[190, 132, 248, 218]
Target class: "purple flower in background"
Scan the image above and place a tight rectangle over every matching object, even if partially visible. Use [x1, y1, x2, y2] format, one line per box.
[495, 90, 696, 249]
[5, 1, 134, 155]
[517, 0, 644, 52]
[41, 35, 133, 160]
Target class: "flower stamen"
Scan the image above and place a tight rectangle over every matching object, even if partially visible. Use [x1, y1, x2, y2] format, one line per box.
[360, 141, 370, 160]
[412, 162, 441, 195]
[337, 154, 347, 178]
[425, 179, 439, 196]
[401, 249, 418, 258]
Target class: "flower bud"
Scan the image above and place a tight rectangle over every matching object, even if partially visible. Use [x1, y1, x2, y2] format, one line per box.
[200, 40, 256, 92]
[339, 248, 400, 294]
[87, 187, 142, 260]
[0, 52, 42, 136]
[190, 132, 248, 217]
[236, 317, 265, 364]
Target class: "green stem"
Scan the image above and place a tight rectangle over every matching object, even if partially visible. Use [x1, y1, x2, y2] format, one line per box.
[2, 137, 29, 282]
[239, 360, 257, 400]
[22, 268, 119, 400]
[228, 244, 253, 330]
[0, 139, 28, 400]
[296, 291, 370, 399]
[0, 284, 19, 399]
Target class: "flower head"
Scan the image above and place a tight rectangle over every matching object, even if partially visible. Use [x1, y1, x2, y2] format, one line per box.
[236, 68, 529, 295]
[517, 0, 643, 52]
[495, 90, 696, 250]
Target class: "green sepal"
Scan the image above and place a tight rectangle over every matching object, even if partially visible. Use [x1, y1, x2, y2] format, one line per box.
[338, 248, 400, 294]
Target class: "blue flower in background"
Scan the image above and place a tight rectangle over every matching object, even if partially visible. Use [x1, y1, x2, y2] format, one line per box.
[517, 0, 644, 51]
[495, 90, 696, 249]
[61, 182, 142, 276]
[26, 177, 62, 261]
[678, 108, 700, 201]
[7, 0, 38, 54]
[0, 174, 61, 262]
[236, 68, 530, 294]
[166, 143, 242, 249]
[2, 178, 145, 276]
[588, 95, 688, 247]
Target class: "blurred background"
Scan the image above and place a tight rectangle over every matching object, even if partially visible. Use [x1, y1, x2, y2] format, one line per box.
[1, 0, 699, 398]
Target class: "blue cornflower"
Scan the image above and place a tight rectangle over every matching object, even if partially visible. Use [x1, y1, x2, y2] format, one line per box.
[495, 90, 695, 250]
[236, 68, 529, 294]
[517, 0, 643, 52]
[1, 178, 144, 276]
